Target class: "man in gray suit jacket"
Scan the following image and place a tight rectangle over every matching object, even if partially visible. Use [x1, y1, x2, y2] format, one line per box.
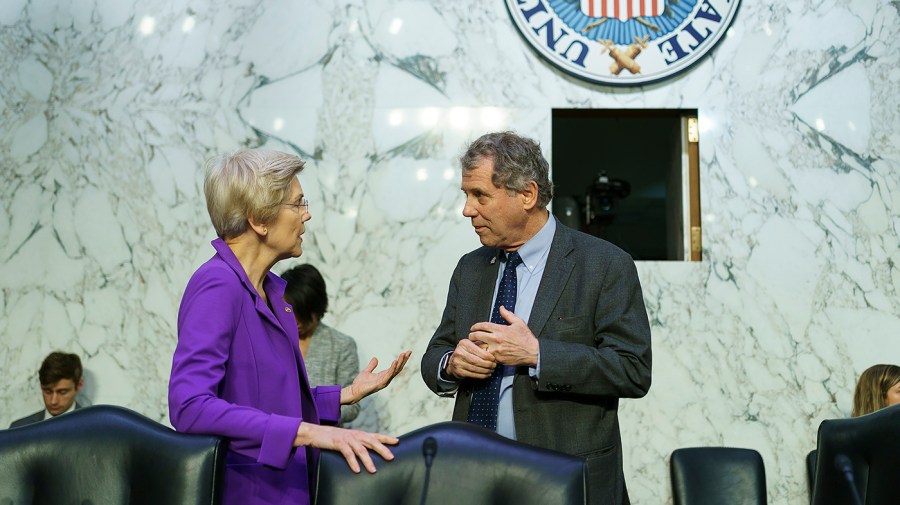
[9, 352, 85, 429]
[421, 132, 652, 505]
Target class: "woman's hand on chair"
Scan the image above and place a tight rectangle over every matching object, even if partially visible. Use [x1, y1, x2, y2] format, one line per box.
[294, 422, 398, 473]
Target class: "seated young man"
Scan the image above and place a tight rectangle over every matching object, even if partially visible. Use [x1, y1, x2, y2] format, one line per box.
[9, 352, 84, 428]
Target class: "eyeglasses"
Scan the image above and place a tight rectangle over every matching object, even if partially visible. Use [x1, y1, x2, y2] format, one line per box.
[282, 197, 309, 214]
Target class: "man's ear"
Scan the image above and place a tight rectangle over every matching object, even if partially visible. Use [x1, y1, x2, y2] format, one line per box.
[520, 180, 540, 211]
[76, 378, 84, 393]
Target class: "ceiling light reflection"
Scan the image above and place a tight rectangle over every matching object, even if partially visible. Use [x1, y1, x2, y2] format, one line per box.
[698, 116, 715, 134]
[182, 16, 195, 33]
[480, 107, 505, 129]
[388, 109, 404, 126]
[420, 108, 440, 127]
[389, 18, 403, 35]
[449, 107, 469, 130]
[139, 16, 155, 35]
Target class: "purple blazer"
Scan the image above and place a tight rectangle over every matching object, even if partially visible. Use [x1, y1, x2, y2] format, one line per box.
[169, 239, 340, 505]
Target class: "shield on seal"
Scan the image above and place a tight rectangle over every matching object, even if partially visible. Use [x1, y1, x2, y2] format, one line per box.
[580, 0, 666, 22]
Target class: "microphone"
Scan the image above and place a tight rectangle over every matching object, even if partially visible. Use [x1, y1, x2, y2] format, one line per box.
[423, 436, 437, 465]
[834, 453, 863, 505]
[419, 437, 438, 505]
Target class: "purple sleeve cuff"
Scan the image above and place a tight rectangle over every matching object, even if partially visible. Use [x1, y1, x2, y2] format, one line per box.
[311, 385, 341, 425]
[258, 414, 302, 469]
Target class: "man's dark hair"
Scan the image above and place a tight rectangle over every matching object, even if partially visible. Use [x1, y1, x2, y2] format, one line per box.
[39, 352, 83, 385]
[460, 131, 553, 207]
[281, 264, 328, 325]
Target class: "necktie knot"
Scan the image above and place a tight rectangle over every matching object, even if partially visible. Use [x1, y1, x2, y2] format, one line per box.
[505, 251, 522, 269]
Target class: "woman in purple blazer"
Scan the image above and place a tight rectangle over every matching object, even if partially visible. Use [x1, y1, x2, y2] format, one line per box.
[168, 149, 410, 505]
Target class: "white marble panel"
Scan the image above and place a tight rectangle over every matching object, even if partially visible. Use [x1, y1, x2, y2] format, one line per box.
[1, 0, 899, 503]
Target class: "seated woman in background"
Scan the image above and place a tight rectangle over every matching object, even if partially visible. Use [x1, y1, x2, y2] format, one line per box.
[282, 264, 360, 426]
[169, 149, 411, 505]
[851, 364, 900, 416]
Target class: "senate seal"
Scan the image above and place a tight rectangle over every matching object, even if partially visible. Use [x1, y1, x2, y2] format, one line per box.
[505, 0, 741, 86]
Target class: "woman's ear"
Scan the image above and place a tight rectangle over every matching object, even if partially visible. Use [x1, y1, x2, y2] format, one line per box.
[247, 216, 268, 237]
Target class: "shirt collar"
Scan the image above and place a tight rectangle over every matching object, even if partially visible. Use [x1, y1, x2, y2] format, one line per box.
[510, 214, 556, 272]
[43, 401, 78, 421]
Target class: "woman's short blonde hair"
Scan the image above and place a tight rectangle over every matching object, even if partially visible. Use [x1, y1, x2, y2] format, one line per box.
[204, 149, 305, 239]
[851, 364, 900, 417]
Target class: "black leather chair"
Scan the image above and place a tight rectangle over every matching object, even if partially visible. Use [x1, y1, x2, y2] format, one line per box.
[670, 447, 767, 505]
[811, 404, 900, 505]
[0, 405, 225, 504]
[806, 449, 817, 502]
[314, 421, 587, 505]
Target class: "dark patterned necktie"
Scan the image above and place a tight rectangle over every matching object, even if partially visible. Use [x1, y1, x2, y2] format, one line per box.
[467, 251, 523, 431]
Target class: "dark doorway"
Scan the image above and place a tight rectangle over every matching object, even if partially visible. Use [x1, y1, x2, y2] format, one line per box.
[551, 109, 700, 261]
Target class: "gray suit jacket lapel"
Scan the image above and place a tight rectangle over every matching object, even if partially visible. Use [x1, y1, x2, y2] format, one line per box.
[472, 251, 502, 325]
[528, 224, 575, 339]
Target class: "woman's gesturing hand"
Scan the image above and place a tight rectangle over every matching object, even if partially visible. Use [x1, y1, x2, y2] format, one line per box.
[341, 350, 412, 405]
[294, 422, 399, 473]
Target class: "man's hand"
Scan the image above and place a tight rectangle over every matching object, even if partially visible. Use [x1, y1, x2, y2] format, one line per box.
[468, 306, 539, 367]
[294, 422, 398, 473]
[445, 339, 497, 380]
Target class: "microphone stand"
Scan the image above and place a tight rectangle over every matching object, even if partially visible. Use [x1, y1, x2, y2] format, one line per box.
[419, 437, 437, 505]
[834, 453, 863, 505]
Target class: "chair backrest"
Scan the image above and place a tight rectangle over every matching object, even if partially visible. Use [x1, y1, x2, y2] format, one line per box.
[314, 421, 587, 505]
[806, 449, 817, 503]
[811, 404, 900, 505]
[670, 447, 767, 505]
[0, 405, 226, 505]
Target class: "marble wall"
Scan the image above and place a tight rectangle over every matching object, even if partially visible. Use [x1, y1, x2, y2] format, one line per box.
[1, 0, 897, 503]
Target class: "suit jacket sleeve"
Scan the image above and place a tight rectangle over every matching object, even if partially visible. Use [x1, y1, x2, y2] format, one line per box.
[311, 385, 341, 425]
[536, 244, 652, 398]
[421, 257, 464, 394]
[168, 267, 301, 470]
